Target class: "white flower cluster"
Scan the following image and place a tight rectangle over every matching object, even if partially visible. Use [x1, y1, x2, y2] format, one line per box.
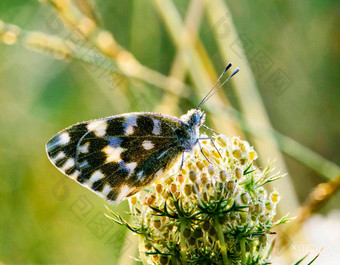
[123, 134, 285, 265]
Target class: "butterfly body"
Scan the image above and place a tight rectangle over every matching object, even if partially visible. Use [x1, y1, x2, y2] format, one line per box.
[46, 63, 239, 203]
[46, 109, 205, 202]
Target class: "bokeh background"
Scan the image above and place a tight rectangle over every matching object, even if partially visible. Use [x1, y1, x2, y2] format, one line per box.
[0, 0, 339, 264]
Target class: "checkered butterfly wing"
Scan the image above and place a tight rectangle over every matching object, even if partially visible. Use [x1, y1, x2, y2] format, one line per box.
[46, 113, 186, 203]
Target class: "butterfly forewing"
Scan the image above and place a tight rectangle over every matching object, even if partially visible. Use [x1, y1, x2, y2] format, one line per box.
[46, 113, 186, 202]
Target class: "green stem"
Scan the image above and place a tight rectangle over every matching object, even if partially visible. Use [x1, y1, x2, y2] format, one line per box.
[240, 238, 247, 265]
[214, 217, 229, 265]
[179, 221, 188, 265]
[138, 235, 148, 265]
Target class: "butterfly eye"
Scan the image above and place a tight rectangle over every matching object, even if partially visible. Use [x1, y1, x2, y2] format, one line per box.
[193, 113, 200, 124]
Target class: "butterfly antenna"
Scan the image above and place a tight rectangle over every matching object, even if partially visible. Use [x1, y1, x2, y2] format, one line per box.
[197, 63, 232, 109]
[198, 67, 239, 108]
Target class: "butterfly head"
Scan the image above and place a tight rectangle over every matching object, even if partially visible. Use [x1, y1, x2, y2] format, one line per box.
[180, 109, 206, 128]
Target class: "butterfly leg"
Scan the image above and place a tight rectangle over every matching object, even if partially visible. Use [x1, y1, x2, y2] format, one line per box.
[197, 140, 212, 163]
[199, 137, 222, 158]
[180, 151, 185, 171]
[202, 124, 220, 135]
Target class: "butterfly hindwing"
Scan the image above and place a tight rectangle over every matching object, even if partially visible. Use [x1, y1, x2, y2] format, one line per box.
[46, 113, 186, 202]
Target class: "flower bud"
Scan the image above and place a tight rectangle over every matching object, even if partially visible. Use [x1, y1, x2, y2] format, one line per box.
[212, 149, 221, 160]
[254, 203, 265, 215]
[233, 149, 242, 159]
[227, 180, 236, 192]
[235, 167, 243, 179]
[265, 201, 273, 211]
[241, 193, 251, 204]
[177, 174, 185, 184]
[130, 196, 138, 205]
[188, 237, 196, 246]
[160, 255, 168, 265]
[202, 146, 210, 157]
[249, 150, 257, 161]
[156, 183, 163, 193]
[184, 184, 192, 196]
[259, 234, 267, 245]
[162, 191, 170, 199]
[165, 177, 173, 185]
[259, 214, 268, 223]
[196, 161, 205, 171]
[183, 227, 191, 238]
[202, 192, 209, 202]
[218, 214, 227, 225]
[209, 226, 217, 237]
[153, 218, 161, 229]
[208, 164, 216, 175]
[189, 170, 197, 182]
[270, 190, 280, 204]
[194, 228, 203, 238]
[170, 183, 177, 193]
[174, 191, 180, 199]
[146, 194, 156, 206]
[217, 135, 227, 147]
[202, 220, 211, 231]
[200, 173, 208, 185]
[145, 241, 152, 250]
[219, 170, 228, 181]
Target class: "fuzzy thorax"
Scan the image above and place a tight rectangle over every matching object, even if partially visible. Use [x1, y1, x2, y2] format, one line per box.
[179, 109, 206, 152]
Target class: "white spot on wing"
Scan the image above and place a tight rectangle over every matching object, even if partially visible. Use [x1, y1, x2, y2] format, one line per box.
[61, 158, 75, 171]
[102, 184, 112, 196]
[116, 185, 131, 202]
[152, 118, 161, 135]
[125, 162, 137, 175]
[51, 151, 65, 162]
[59, 132, 71, 145]
[124, 116, 137, 136]
[124, 125, 134, 136]
[103, 146, 125, 163]
[88, 170, 105, 185]
[142, 140, 154, 150]
[87, 120, 108, 137]
[70, 170, 80, 179]
[78, 142, 89, 153]
[136, 171, 144, 180]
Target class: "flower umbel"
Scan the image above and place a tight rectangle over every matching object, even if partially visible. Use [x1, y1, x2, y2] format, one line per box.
[107, 135, 288, 265]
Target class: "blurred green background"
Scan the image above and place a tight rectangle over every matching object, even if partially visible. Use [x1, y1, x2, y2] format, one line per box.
[0, 0, 339, 264]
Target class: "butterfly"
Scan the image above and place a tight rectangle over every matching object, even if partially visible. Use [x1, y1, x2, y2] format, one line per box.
[46, 63, 239, 203]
